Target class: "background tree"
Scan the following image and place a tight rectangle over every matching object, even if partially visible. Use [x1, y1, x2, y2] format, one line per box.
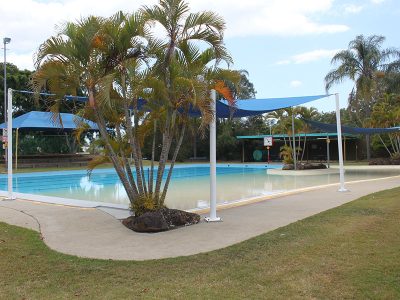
[324, 35, 398, 159]
[0, 63, 33, 121]
[324, 35, 396, 123]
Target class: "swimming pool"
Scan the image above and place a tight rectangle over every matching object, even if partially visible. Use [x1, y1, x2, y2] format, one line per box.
[1, 164, 399, 210]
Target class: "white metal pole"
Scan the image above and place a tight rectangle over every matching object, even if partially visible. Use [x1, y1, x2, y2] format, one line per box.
[3, 41, 7, 124]
[291, 112, 297, 170]
[7, 88, 14, 199]
[335, 93, 347, 192]
[205, 89, 221, 222]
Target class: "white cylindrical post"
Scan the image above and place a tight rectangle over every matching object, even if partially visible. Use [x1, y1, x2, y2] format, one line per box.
[7, 88, 14, 199]
[335, 94, 347, 192]
[291, 112, 297, 170]
[205, 89, 221, 222]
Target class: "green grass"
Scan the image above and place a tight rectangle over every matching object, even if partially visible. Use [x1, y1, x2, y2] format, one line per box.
[1, 188, 400, 299]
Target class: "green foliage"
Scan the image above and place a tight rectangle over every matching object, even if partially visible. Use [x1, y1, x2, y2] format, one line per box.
[279, 144, 293, 164]
[16, 133, 81, 155]
[0, 63, 34, 121]
[217, 120, 238, 160]
[131, 194, 160, 216]
[324, 35, 399, 127]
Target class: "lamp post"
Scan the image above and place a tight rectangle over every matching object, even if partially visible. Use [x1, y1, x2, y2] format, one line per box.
[3, 37, 11, 124]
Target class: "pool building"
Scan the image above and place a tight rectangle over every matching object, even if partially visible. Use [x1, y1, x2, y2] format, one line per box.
[237, 133, 360, 163]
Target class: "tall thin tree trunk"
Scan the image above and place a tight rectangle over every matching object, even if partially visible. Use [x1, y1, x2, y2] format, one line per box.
[148, 119, 157, 195]
[378, 135, 392, 156]
[154, 116, 174, 206]
[160, 125, 186, 204]
[88, 90, 138, 202]
[301, 134, 307, 162]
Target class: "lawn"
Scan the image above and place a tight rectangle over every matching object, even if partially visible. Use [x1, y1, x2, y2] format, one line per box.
[1, 187, 400, 299]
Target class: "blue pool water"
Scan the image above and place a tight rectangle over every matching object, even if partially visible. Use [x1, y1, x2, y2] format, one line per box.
[1, 164, 399, 210]
[0, 165, 267, 194]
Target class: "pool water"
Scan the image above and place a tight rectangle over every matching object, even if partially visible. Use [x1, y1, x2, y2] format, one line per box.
[1, 165, 399, 210]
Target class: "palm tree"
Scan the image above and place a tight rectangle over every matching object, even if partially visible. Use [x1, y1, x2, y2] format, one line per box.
[298, 106, 319, 162]
[32, 13, 149, 206]
[32, 2, 236, 215]
[325, 35, 397, 159]
[325, 35, 396, 124]
[140, 0, 235, 207]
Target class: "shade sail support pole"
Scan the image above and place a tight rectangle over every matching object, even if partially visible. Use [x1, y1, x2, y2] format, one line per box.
[6, 89, 14, 200]
[292, 112, 297, 170]
[205, 89, 221, 222]
[335, 93, 347, 192]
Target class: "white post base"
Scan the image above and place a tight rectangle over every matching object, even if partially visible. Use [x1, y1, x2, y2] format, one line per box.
[204, 216, 223, 222]
[338, 188, 349, 192]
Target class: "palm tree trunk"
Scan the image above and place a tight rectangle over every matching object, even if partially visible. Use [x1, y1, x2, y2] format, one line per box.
[366, 134, 371, 160]
[154, 116, 174, 206]
[160, 125, 186, 205]
[148, 119, 157, 195]
[389, 134, 395, 154]
[378, 135, 392, 156]
[89, 90, 138, 200]
[120, 80, 145, 196]
[301, 134, 307, 162]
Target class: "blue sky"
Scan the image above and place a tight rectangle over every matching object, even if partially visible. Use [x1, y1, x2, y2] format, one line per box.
[1, 0, 398, 112]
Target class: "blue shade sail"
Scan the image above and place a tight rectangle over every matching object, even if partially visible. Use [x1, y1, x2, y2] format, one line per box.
[189, 94, 331, 118]
[0, 111, 99, 131]
[305, 119, 400, 135]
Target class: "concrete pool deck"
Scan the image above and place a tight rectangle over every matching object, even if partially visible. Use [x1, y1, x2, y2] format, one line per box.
[0, 174, 399, 261]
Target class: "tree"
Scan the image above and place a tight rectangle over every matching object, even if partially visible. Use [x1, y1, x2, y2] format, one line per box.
[324, 35, 398, 159]
[297, 106, 319, 162]
[0, 63, 34, 121]
[370, 93, 400, 156]
[325, 35, 397, 124]
[32, 1, 236, 215]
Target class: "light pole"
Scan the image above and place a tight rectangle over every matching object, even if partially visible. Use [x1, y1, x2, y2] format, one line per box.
[3, 37, 11, 124]
[3, 37, 11, 167]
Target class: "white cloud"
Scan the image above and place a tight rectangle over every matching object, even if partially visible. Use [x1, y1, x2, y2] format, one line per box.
[371, 0, 385, 4]
[292, 49, 342, 64]
[7, 52, 35, 70]
[191, 0, 348, 37]
[0, 0, 349, 71]
[290, 80, 302, 88]
[343, 4, 363, 14]
[276, 48, 343, 65]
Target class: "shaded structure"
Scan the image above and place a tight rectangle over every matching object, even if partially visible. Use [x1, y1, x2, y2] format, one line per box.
[237, 133, 359, 165]
[0, 111, 99, 169]
[304, 119, 400, 134]
[0, 111, 98, 131]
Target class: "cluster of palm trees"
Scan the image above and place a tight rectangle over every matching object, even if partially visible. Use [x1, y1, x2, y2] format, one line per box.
[265, 106, 319, 164]
[32, 0, 240, 215]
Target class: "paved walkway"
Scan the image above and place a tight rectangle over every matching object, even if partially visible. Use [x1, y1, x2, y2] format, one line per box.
[0, 176, 399, 261]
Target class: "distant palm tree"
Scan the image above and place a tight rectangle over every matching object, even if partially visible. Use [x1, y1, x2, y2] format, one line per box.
[325, 35, 396, 124]
[325, 35, 398, 159]
[298, 106, 319, 162]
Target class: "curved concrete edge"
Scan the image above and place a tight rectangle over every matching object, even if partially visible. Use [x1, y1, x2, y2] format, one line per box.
[0, 203, 40, 232]
[0, 175, 399, 261]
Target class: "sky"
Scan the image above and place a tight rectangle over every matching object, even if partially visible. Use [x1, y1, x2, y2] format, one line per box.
[1, 0, 399, 112]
